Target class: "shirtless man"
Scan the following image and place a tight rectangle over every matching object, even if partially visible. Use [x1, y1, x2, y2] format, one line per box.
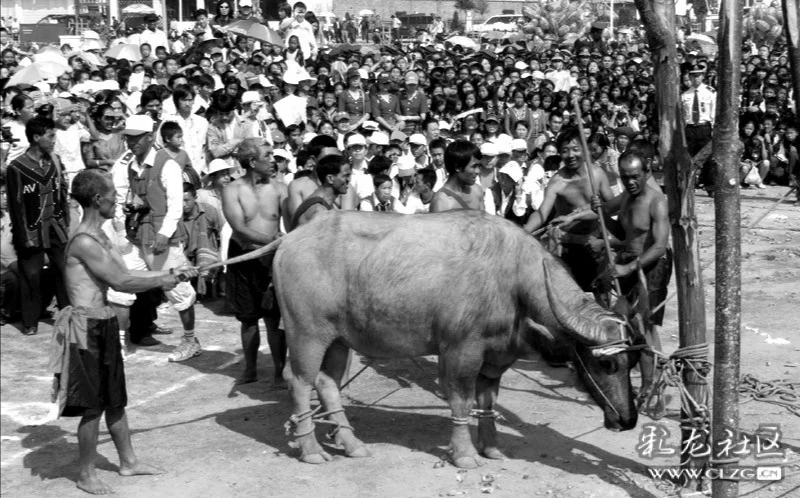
[53, 169, 196, 494]
[286, 135, 356, 220]
[430, 140, 484, 212]
[221, 137, 288, 385]
[524, 127, 614, 296]
[605, 150, 671, 408]
[291, 153, 351, 229]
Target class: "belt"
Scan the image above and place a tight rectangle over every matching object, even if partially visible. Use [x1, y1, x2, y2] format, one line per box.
[687, 122, 710, 127]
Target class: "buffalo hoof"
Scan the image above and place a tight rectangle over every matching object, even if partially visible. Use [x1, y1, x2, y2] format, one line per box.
[300, 451, 333, 464]
[345, 445, 371, 458]
[452, 454, 482, 469]
[480, 447, 505, 460]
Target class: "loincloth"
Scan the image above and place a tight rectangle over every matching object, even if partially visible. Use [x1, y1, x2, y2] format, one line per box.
[49, 306, 127, 417]
[616, 248, 673, 326]
[225, 239, 281, 323]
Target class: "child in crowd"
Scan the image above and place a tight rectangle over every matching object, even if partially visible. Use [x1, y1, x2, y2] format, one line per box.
[360, 173, 397, 212]
[158, 121, 201, 189]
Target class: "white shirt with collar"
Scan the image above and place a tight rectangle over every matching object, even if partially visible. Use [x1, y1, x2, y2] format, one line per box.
[141, 28, 170, 53]
[111, 147, 183, 239]
[158, 112, 209, 175]
[681, 83, 716, 126]
[350, 161, 374, 200]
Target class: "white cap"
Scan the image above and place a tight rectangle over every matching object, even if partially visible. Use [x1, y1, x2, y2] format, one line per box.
[499, 162, 524, 183]
[241, 90, 261, 104]
[346, 134, 367, 147]
[273, 149, 292, 160]
[239, 0, 252, 7]
[302, 132, 317, 145]
[362, 120, 380, 131]
[358, 68, 369, 80]
[514, 61, 528, 71]
[409, 133, 427, 146]
[368, 132, 389, 146]
[511, 139, 528, 151]
[397, 155, 417, 177]
[532, 70, 545, 80]
[521, 71, 532, 79]
[121, 114, 155, 135]
[496, 137, 513, 155]
[207, 158, 234, 175]
[480, 142, 498, 156]
[438, 120, 451, 131]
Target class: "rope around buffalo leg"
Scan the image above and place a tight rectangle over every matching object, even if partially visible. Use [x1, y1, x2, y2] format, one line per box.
[284, 405, 322, 437]
[470, 409, 506, 421]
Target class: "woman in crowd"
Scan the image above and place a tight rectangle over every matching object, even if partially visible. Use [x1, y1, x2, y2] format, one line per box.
[81, 103, 126, 171]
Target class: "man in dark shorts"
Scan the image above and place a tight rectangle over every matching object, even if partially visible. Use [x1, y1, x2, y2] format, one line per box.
[290, 154, 351, 230]
[605, 150, 672, 412]
[525, 128, 615, 300]
[221, 137, 287, 385]
[53, 169, 195, 494]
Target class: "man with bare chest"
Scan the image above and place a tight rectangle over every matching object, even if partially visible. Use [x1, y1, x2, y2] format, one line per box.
[222, 137, 288, 385]
[291, 154, 351, 229]
[52, 169, 196, 495]
[524, 128, 614, 294]
[286, 135, 356, 221]
[605, 150, 671, 403]
[430, 140, 484, 212]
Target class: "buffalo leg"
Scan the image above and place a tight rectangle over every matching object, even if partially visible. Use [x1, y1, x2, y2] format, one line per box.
[316, 340, 370, 458]
[475, 363, 511, 460]
[288, 341, 331, 464]
[442, 352, 483, 469]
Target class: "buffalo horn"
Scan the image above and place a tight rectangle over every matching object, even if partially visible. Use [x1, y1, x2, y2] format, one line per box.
[543, 260, 608, 344]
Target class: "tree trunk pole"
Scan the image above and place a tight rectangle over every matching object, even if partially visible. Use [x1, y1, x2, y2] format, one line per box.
[633, 0, 709, 490]
[783, 0, 800, 112]
[711, 0, 743, 497]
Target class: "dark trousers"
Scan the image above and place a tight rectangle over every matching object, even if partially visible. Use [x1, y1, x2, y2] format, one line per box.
[129, 289, 159, 342]
[17, 244, 69, 328]
[686, 123, 713, 188]
[1, 264, 20, 319]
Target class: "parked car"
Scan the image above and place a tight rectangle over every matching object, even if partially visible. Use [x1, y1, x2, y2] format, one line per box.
[470, 14, 524, 34]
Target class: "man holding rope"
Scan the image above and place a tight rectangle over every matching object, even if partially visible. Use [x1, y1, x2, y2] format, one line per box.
[221, 137, 287, 386]
[524, 128, 615, 301]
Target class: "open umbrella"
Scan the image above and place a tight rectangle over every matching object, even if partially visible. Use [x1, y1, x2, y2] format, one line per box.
[686, 33, 716, 45]
[225, 19, 283, 47]
[122, 3, 155, 14]
[445, 36, 477, 50]
[104, 44, 142, 62]
[8, 61, 71, 86]
[32, 51, 69, 66]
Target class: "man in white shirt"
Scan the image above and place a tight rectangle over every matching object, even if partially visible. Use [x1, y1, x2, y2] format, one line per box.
[283, 2, 318, 60]
[140, 14, 170, 54]
[158, 85, 209, 177]
[544, 53, 576, 93]
[112, 115, 200, 361]
[346, 134, 373, 200]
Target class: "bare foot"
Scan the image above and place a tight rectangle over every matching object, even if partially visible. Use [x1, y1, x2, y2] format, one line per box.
[119, 461, 164, 476]
[77, 475, 113, 495]
[235, 374, 258, 385]
[270, 376, 288, 390]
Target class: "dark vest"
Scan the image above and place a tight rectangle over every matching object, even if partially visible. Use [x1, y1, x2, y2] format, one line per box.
[127, 149, 188, 247]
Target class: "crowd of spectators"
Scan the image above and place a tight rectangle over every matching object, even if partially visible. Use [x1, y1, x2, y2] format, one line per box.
[0, 1, 797, 335]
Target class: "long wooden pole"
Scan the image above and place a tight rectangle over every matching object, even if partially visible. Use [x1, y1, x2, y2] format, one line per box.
[633, 0, 709, 489]
[783, 0, 800, 114]
[711, 0, 743, 496]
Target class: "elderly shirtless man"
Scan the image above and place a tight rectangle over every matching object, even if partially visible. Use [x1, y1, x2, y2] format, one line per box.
[524, 128, 615, 299]
[606, 150, 671, 409]
[52, 169, 196, 494]
[222, 137, 288, 385]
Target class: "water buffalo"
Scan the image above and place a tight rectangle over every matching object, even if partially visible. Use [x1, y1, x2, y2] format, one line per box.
[256, 210, 641, 468]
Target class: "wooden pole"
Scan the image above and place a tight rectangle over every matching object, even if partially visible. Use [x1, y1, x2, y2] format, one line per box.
[711, 0, 743, 496]
[633, 0, 709, 490]
[783, 0, 800, 113]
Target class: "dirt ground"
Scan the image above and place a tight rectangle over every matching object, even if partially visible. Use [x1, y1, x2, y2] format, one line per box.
[1, 186, 799, 498]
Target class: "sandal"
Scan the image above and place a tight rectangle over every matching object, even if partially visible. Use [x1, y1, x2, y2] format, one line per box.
[169, 338, 202, 362]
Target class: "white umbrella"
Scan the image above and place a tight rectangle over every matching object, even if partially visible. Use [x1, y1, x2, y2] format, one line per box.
[445, 36, 477, 50]
[122, 3, 155, 14]
[104, 44, 142, 62]
[686, 33, 716, 45]
[358, 9, 374, 16]
[8, 61, 71, 86]
[32, 51, 69, 66]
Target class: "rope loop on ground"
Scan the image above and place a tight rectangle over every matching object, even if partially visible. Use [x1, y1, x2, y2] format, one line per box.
[739, 374, 800, 417]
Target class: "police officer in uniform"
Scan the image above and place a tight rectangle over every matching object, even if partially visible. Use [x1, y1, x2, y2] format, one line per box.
[574, 22, 607, 54]
[681, 63, 715, 194]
